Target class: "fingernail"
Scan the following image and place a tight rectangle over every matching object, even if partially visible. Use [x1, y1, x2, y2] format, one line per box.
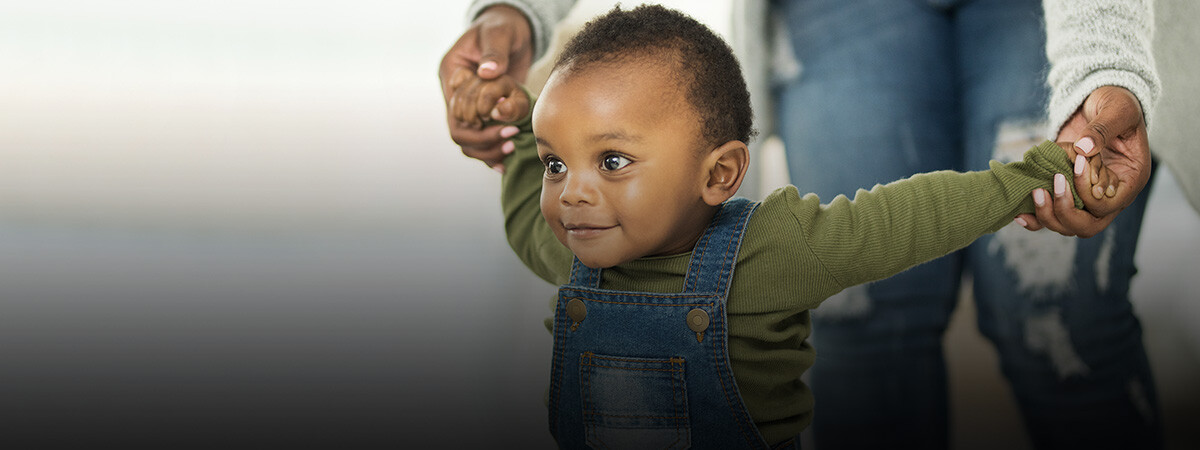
[478, 61, 498, 73]
[1034, 189, 1046, 206]
[499, 126, 520, 138]
[1106, 185, 1116, 197]
[1075, 137, 1095, 155]
[1093, 185, 1105, 199]
[1054, 173, 1066, 196]
[1014, 217, 1029, 227]
[1074, 154, 1086, 175]
[493, 164, 505, 174]
[502, 140, 515, 154]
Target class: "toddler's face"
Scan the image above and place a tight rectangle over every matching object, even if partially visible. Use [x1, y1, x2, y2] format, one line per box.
[532, 62, 715, 268]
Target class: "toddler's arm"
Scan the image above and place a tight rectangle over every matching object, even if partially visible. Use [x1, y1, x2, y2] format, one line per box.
[790, 141, 1090, 290]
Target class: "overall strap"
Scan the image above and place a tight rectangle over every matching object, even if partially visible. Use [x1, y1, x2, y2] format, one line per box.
[566, 257, 602, 288]
[682, 198, 758, 298]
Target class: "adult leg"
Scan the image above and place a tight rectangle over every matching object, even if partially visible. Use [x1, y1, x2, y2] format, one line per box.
[958, 0, 1164, 448]
[774, 1, 961, 448]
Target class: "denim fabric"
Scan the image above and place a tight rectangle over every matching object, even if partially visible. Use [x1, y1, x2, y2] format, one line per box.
[549, 199, 778, 449]
[772, 0, 1161, 449]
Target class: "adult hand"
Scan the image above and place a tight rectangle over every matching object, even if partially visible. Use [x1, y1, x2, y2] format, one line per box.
[1015, 86, 1152, 237]
[439, 5, 534, 173]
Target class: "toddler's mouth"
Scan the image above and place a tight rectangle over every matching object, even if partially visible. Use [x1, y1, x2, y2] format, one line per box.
[564, 223, 616, 238]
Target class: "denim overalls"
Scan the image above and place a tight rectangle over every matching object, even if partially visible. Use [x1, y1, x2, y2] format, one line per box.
[548, 198, 790, 450]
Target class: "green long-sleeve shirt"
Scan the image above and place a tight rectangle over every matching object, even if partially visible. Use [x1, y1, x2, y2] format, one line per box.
[498, 109, 1079, 445]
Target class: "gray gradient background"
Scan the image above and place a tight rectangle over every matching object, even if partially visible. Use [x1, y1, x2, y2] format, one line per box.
[1, 1, 1196, 448]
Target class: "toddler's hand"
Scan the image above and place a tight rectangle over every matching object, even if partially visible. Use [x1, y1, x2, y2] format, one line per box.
[447, 67, 530, 130]
[1063, 141, 1124, 216]
[1016, 142, 1125, 238]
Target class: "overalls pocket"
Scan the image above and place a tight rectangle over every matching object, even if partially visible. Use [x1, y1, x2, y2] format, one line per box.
[580, 352, 690, 450]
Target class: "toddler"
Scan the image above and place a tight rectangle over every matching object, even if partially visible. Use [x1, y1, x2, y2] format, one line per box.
[447, 5, 1121, 449]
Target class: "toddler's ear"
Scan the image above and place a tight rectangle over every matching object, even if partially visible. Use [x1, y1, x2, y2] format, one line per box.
[701, 140, 749, 206]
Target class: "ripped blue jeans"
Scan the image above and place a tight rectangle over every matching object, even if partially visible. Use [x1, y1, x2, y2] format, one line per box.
[772, 0, 1162, 448]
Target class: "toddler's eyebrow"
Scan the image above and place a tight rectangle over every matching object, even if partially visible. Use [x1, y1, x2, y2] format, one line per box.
[589, 131, 642, 143]
[535, 131, 643, 149]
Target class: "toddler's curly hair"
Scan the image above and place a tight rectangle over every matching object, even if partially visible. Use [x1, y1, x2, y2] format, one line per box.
[554, 4, 757, 146]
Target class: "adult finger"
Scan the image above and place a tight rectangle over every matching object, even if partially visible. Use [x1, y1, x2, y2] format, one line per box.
[1072, 86, 1142, 157]
[477, 19, 515, 80]
[1014, 214, 1044, 231]
[450, 123, 508, 157]
[1040, 204, 1116, 239]
[439, 28, 482, 100]
[1031, 188, 1070, 235]
[461, 141, 506, 171]
[1043, 174, 1116, 238]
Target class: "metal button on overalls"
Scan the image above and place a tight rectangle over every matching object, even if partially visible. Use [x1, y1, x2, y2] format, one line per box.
[687, 308, 710, 342]
[566, 298, 586, 331]
[549, 198, 771, 449]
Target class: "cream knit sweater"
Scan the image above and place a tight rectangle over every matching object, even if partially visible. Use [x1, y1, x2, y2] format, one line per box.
[467, 0, 1160, 138]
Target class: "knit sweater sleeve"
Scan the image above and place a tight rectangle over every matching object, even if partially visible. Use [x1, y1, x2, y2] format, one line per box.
[787, 141, 1079, 290]
[1044, 0, 1160, 134]
[467, 0, 578, 63]
[497, 99, 573, 286]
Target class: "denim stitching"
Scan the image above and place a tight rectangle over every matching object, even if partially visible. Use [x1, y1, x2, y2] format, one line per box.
[717, 201, 756, 300]
[549, 295, 569, 437]
[579, 363, 683, 373]
[671, 357, 686, 449]
[581, 412, 688, 420]
[561, 296, 714, 308]
[584, 355, 689, 366]
[685, 201, 726, 293]
[563, 290, 713, 300]
[711, 303, 764, 448]
[582, 353, 688, 449]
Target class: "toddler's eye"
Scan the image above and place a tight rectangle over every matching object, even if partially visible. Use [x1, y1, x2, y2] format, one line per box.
[602, 154, 632, 171]
[546, 159, 567, 175]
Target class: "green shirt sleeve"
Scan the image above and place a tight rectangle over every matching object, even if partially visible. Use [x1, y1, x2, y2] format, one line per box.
[787, 140, 1080, 290]
[498, 98, 573, 286]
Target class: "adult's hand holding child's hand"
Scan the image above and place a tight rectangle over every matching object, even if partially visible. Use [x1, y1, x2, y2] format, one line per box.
[446, 69, 531, 174]
[1022, 143, 1124, 238]
[439, 5, 533, 171]
[1015, 86, 1152, 237]
[447, 68, 530, 128]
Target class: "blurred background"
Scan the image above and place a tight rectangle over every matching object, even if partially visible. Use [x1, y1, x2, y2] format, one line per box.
[1, 1, 1196, 448]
